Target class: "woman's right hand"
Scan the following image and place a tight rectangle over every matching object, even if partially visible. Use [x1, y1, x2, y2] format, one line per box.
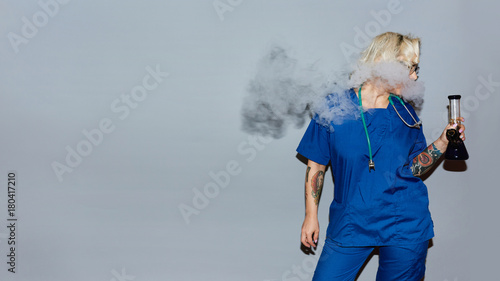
[301, 215, 319, 248]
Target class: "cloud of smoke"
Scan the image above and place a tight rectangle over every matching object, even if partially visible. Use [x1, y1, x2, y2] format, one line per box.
[240, 46, 326, 139]
[348, 61, 425, 109]
[241, 45, 426, 138]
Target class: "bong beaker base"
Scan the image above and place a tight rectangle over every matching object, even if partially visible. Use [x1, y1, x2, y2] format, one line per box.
[445, 128, 469, 160]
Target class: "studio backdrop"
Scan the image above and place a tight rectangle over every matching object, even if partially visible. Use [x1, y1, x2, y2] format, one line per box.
[0, 0, 499, 280]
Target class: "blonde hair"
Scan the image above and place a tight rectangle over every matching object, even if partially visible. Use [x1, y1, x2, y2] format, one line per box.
[359, 32, 420, 67]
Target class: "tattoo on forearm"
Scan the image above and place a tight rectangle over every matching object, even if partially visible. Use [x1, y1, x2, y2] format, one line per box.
[311, 171, 324, 206]
[411, 143, 443, 176]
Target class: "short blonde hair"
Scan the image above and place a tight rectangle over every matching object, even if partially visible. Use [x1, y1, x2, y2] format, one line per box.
[359, 32, 420, 67]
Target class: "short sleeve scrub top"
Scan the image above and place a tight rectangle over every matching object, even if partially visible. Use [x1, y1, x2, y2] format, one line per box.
[297, 89, 434, 246]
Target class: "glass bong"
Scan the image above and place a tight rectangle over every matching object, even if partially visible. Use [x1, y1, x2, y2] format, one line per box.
[444, 95, 469, 160]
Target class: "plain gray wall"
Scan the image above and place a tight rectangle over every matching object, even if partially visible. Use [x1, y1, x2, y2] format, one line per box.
[0, 0, 499, 280]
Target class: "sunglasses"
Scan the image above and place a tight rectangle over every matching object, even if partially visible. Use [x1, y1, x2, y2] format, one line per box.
[409, 64, 419, 75]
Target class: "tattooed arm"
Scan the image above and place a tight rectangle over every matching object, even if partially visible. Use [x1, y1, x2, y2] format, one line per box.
[411, 142, 444, 176]
[411, 118, 466, 177]
[301, 160, 326, 248]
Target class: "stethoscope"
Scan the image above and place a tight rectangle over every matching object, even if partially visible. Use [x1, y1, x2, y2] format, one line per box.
[388, 95, 422, 129]
[358, 85, 422, 172]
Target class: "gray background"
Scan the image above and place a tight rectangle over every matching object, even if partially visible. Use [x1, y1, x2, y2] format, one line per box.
[0, 0, 499, 280]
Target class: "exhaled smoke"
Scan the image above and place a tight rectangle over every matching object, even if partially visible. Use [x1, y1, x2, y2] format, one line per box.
[241, 46, 326, 139]
[348, 61, 425, 109]
[241, 46, 426, 137]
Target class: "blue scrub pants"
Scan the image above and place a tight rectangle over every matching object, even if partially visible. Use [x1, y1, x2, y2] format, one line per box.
[312, 238, 429, 281]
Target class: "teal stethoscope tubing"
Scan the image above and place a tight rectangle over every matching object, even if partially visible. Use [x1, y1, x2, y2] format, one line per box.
[358, 85, 422, 172]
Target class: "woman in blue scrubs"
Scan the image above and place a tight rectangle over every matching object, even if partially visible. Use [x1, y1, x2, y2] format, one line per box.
[297, 32, 466, 280]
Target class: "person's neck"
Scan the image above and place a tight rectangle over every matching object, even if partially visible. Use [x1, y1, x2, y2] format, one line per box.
[357, 83, 391, 109]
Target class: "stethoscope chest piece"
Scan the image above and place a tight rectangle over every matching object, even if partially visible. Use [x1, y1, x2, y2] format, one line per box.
[369, 160, 375, 172]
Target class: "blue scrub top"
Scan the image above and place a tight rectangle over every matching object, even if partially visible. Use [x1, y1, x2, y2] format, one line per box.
[297, 89, 434, 246]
